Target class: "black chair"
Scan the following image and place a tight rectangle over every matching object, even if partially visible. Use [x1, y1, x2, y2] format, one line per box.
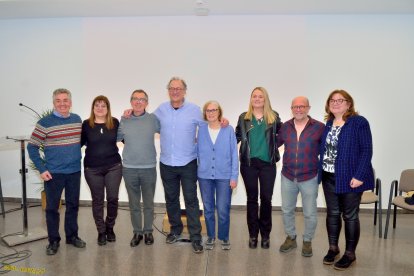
[384, 169, 414, 239]
[0, 177, 5, 218]
[360, 177, 382, 238]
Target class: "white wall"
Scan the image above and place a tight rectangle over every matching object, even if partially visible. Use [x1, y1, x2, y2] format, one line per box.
[1, 15, 413, 208]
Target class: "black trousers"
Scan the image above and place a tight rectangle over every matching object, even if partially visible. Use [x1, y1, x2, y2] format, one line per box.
[322, 171, 362, 253]
[160, 159, 202, 241]
[240, 158, 276, 240]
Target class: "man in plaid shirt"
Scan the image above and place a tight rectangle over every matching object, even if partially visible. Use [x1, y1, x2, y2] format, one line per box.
[277, 96, 324, 257]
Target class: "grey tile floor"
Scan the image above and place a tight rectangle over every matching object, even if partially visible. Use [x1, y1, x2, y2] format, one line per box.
[0, 202, 413, 276]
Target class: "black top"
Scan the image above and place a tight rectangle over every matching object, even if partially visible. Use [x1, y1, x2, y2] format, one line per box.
[81, 118, 122, 168]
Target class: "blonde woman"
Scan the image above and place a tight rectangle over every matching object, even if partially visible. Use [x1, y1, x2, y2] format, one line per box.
[235, 87, 282, 249]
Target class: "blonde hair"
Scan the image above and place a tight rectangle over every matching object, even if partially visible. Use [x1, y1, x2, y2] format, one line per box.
[88, 95, 115, 129]
[244, 87, 276, 124]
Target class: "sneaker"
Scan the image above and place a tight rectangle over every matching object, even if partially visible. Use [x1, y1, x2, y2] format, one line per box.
[205, 237, 215, 250]
[66, 236, 86, 248]
[166, 233, 180, 244]
[221, 240, 231, 250]
[192, 240, 204, 254]
[46, 241, 60, 255]
[323, 250, 340, 265]
[333, 255, 356, 270]
[279, 236, 297, 253]
[302, 241, 313, 257]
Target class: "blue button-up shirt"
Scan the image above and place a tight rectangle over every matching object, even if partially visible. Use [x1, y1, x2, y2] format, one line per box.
[154, 100, 203, 166]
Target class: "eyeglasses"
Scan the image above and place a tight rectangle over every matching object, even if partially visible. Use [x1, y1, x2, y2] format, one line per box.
[291, 105, 309, 110]
[168, 87, 185, 92]
[131, 97, 147, 103]
[329, 99, 348, 104]
[206, 109, 219, 113]
[94, 104, 107, 109]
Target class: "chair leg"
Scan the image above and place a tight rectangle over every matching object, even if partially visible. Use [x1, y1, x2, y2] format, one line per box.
[374, 201, 378, 225]
[384, 180, 397, 239]
[379, 188, 382, 238]
[0, 178, 5, 218]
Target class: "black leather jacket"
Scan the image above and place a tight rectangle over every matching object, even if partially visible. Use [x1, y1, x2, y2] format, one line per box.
[235, 111, 282, 166]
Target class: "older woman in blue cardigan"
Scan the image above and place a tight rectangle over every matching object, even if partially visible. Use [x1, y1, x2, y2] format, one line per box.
[319, 90, 374, 271]
[197, 101, 238, 251]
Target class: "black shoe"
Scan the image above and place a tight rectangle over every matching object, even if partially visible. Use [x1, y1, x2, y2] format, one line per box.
[66, 236, 86, 248]
[261, 238, 270, 249]
[166, 233, 180, 244]
[46, 241, 60, 255]
[144, 233, 154, 245]
[249, 237, 258, 249]
[334, 255, 356, 270]
[130, 234, 143, 247]
[192, 240, 204, 254]
[106, 228, 116, 242]
[97, 233, 107, 246]
[323, 250, 340, 265]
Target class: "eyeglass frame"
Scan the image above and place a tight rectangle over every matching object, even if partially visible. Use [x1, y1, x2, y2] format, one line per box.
[291, 105, 309, 110]
[131, 97, 148, 103]
[329, 98, 348, 104]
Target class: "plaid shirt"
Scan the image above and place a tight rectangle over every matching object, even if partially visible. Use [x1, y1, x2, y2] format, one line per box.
[278, 117, 324, 182]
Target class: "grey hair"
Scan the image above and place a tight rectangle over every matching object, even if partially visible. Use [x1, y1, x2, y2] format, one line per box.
[53, 88, 72, 100]
[166, 76, 187, 90]
[130, 89, 149, 101]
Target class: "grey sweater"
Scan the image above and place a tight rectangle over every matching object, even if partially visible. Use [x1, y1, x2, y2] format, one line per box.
[117, 112, 160, 168]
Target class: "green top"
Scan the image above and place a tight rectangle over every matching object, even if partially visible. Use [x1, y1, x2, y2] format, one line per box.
[249, 117, 270, 162]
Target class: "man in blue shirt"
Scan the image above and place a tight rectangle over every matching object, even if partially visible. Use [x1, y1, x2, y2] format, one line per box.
[154, 77, 204, 253]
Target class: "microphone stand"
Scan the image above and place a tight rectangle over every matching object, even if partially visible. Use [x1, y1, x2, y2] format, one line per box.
[1, 103, 48, 246]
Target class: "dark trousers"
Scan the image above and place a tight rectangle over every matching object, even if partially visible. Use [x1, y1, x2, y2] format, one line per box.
[240, 158, 276, 239]
[322, 171, 362, 254]
[84, 163, 122, 234]
[160, 159, 202, 241]
[44, 171, 81, 243]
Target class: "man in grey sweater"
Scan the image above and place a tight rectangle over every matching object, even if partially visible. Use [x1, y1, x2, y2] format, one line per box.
[117, 89, 160, 247]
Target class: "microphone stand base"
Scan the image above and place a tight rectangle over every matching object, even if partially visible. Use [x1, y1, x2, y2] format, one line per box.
[1, 227, 48, 246]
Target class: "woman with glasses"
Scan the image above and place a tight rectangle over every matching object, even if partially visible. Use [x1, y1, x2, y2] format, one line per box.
[319, 90, 374, 270]
[235, 87, 282, 249]
[197, 101, 238, 250]
[81, 95, 122, 246]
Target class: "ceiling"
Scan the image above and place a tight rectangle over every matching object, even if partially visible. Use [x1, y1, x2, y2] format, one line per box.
[0, 0, 414, 19]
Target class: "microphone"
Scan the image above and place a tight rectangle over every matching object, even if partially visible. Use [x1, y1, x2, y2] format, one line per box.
[19, 103, 41, 119]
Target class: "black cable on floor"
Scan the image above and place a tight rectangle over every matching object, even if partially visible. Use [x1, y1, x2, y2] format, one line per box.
[0, 238, 32, 275]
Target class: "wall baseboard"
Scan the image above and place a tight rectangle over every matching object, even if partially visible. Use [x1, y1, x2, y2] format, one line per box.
[2, 197, 413, 214]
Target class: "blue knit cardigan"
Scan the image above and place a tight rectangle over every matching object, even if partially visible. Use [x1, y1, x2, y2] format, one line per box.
[318, 115, 374, 193]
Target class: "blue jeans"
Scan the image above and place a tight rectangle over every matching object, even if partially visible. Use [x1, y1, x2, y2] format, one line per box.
[160, 160, 202, 241]
[198, 178, 232, 241]
[84, 163, 122, 234]
[123, 167, 156, 234]
[281, 174, 318, 242]
[44, 171, 81, 243]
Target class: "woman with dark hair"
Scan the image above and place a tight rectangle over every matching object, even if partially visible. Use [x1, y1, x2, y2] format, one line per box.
[319, 89, 374, 270]
[235, 87, 282, 249]
[81, 95, 122, 246]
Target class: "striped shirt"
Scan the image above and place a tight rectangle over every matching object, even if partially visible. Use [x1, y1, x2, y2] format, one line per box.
[27, 113, 82, 174]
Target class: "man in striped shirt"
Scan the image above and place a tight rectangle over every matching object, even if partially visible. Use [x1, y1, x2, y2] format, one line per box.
[27, 88, 85, 255]
[277, 96, 324, 258]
